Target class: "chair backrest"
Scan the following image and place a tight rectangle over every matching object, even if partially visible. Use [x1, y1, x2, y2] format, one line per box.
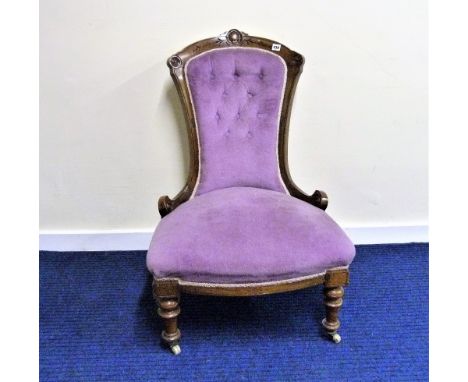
[167, 29, 304, 203]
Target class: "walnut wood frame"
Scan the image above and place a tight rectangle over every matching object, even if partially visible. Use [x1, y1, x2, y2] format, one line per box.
[153, 29, 348, 354]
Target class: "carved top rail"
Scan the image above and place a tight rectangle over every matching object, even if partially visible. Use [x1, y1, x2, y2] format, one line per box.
[159, 29, 327, 217]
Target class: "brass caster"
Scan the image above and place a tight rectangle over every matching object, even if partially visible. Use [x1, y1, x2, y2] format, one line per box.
[170, 344, 181, 355]
[330, 332, 341, 344]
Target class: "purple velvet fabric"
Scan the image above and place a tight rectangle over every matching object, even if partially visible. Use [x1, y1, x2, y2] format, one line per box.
[147, 187, 355, 283]
[186, 48, 287, 196]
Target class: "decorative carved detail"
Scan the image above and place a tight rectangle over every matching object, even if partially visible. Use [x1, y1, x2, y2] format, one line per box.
[168, 55, 182, 68]
[226, 28, 243, 44]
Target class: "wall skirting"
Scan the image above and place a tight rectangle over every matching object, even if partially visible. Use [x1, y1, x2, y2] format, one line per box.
[39, 225, 428, 252]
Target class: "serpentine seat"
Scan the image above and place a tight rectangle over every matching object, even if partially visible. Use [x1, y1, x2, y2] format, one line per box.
[147, 187, 355, 284]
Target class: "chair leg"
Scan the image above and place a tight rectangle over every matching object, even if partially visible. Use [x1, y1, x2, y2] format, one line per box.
[153, 279, 181, 355]
[321, 269, 349, 344]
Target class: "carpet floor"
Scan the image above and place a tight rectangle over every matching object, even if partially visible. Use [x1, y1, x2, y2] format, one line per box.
[40, 243, 428, 381]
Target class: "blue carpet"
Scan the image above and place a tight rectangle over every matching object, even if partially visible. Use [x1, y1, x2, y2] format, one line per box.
[40, 243, 428, 381]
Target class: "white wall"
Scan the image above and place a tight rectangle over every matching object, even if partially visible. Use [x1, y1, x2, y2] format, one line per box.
[40, 0, 427, 233]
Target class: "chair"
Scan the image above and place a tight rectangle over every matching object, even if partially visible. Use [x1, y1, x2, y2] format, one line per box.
[147, 29, 355, 355]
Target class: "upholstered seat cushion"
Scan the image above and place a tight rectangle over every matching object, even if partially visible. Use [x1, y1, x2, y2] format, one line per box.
[147, 187, 355, 284]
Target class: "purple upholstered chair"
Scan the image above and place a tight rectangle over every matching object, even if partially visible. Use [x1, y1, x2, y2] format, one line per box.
[147, 29, 355, 355]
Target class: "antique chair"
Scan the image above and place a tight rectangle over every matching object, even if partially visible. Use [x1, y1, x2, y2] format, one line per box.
[147, 29, 355, 355]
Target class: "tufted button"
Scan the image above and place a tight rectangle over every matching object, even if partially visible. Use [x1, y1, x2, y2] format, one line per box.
[246, 131, 253, 138]
[247, 91, 255, 98]
[236, 111, 241, 120]
[258, 71, 264, 79]
[222, 90, 228, 96]
[215, 112, 221, 121]
[210, 72, 216, 80]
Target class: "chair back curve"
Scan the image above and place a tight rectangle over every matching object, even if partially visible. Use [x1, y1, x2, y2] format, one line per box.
[165, 29, 305, 210]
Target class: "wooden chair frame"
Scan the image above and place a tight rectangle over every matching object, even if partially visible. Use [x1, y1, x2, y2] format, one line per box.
[153, 29, 349, 355]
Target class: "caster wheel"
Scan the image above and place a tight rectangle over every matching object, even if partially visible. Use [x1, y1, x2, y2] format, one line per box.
[331, 333, 341, 344]
[170, 344, 181, 355]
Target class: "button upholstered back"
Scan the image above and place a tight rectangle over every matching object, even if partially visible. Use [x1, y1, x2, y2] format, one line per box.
[186, 48, 287, 196]
[158, 30, 307, 217]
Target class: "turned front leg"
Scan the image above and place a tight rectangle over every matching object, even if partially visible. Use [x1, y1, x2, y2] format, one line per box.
[157, 297, 181, 354]
[321, 269, 349, 344]
[153, 278, 181, 355]
[322, 286, 344, 343]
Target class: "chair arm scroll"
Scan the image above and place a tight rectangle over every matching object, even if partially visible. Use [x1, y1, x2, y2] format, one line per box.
[159, 189, 328, 216]
[158, 195, 175, 218]
[309, 190, 328, 210]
